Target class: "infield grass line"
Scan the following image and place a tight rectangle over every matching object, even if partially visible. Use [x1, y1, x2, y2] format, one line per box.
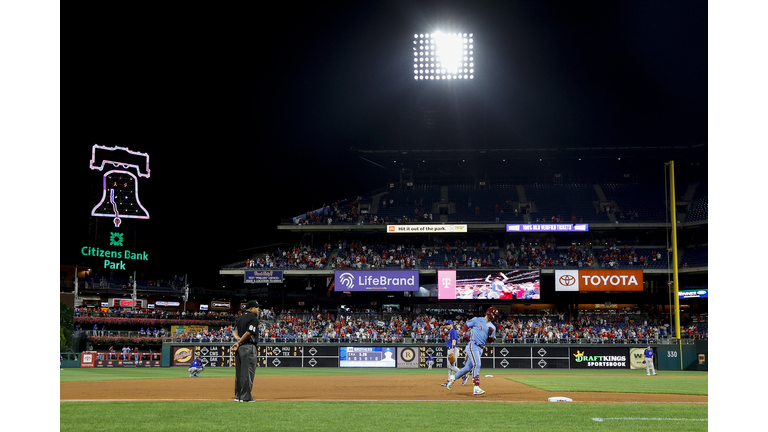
[60, 367, 708, 383]
[60, 398, 709, 404]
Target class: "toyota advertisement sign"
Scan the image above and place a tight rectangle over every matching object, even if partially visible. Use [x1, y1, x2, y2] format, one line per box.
[555, 270, 643, 292]
[333, 271, 419, 291]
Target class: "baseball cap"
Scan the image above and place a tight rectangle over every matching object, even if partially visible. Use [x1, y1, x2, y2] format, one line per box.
[445, 320, 452, 325]
[245, 300, 261, 309]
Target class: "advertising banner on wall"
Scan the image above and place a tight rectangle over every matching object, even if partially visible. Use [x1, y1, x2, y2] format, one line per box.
[79, 351, 97, 368]
[629, 348, 649, 370]
[210, 301, 232, 310]
[397, 347, 420, 368]
[679, 289, 708, 299]
[172, 346, 196, 367]
[245, 270, 284, 283]
[555, 270, 643, 292]
[171, 325, 209, 336]
[570, 347, 630, 369]
[334, 271, 419, 291]
[109, 298, 145, 308]
[387, 224, 467, 233]
[506, 224, 589, 232]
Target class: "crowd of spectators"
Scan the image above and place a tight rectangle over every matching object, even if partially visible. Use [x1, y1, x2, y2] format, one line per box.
[238, 235, 688, 271]
[77, 305, 706, 346]
[246, 243, 330, 270]
[251, 307, 706, 344]
[332, 239, 419, 269]
[293, 199, 363, 225]
[75, 306, 234, 321]
[287, 183, 708, 227]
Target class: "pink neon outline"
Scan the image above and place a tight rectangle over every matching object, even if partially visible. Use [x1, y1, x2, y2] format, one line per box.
[89, 144, 151, 178]
[109, 189, 122, 227]
[91, 169, 150, 225]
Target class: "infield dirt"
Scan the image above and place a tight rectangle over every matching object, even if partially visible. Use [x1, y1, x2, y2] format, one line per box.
[60, 375, 708, 404]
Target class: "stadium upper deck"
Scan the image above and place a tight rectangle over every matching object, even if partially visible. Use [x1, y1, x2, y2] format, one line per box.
[280, 181, 707, 227]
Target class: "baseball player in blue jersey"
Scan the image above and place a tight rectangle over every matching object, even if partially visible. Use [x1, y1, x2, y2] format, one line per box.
[447, 307, 498, 395]
[188, 356, 205, 377]
[644, 345, 657, 376]
[441, 320, 465, 386]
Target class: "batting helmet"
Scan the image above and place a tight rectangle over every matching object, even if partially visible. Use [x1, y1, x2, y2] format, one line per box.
[485, 307, 499, 321]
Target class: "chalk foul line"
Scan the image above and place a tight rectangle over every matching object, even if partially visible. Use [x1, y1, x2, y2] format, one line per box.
[592, 417, 707, 422]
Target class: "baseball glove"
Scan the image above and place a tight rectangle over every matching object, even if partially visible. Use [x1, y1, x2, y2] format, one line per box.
[448, 352, 456, 364]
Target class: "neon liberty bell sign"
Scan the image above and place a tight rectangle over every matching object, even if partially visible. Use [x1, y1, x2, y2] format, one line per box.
[89, 144, 150, 227]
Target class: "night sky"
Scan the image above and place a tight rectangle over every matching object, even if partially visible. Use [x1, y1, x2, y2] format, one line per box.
[58, 1, 709, 288]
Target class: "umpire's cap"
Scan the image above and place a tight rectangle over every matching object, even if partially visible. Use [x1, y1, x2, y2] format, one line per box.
[246, 300, 261, 309]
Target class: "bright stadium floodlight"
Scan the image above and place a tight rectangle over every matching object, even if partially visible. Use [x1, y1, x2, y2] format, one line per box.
[413, 31, 473, 81]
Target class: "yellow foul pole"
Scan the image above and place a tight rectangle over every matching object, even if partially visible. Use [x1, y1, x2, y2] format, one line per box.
[668, 161, 682, 356]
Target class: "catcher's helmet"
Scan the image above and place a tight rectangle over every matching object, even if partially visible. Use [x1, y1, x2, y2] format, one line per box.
[485, 307, 499, 321]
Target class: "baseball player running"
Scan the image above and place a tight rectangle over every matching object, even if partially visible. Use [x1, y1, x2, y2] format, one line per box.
[441, 320, 461, 386]
[447, 307, 498, 395]
[644, 345, 657, 376]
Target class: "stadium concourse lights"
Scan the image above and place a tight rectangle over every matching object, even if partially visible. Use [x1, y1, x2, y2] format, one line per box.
[413, 32, 474, 81]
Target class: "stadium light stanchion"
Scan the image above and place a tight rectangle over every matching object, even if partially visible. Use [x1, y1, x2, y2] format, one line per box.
[668, 160, 683, 370]
[132, 270, 137, 312]
[74, 266, 79, 301]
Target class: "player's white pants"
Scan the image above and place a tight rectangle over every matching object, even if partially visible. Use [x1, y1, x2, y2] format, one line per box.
[188, 366, 203, 376]
[446, 347, 460, 377]
[645, 358, 656, 375]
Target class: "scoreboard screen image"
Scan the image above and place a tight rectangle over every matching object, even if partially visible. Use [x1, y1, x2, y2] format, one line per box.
[437, 270, 541, 300]
[339, 347, 397, 368]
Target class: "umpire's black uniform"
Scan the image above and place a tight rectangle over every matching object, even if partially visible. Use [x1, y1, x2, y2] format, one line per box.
[233, 300, 260, 402]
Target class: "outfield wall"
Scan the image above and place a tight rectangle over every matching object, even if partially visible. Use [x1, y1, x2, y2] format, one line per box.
[159, 341, 708, 371]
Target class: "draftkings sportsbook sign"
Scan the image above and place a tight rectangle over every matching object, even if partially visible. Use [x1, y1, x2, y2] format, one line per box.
[570, 348, 629, 369]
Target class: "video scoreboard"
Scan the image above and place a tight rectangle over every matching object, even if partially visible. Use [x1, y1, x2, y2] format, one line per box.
[339, 347, 396, 368]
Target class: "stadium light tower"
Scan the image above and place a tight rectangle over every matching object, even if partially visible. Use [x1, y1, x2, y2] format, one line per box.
[413, 31, 474, 81]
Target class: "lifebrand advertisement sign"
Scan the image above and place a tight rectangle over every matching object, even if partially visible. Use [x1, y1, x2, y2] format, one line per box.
[555, 270, 643, 292]
[334, 271, 419, 291]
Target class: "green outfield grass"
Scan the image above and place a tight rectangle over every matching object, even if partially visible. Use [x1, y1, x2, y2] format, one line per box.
[60, 401, 708, 432]
[506, 372, 708, 396]
[60, 368, 709, 432]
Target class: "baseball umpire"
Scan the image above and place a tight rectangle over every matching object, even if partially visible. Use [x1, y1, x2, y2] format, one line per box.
[232, 300, 261, 402]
